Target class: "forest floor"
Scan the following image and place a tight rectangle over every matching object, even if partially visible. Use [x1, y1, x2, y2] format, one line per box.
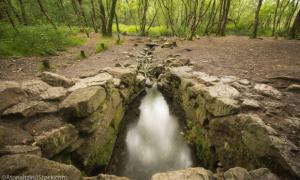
[0, 33, 299, 84]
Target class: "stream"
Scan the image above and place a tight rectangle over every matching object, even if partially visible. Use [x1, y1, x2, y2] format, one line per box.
[109, 85, 193, 180]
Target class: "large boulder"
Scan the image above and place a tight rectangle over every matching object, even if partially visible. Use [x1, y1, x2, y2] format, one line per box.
[59, 86, 106, 120]
[34, 124, 78, 158]
[3, 101, 58, 118]
[74, 91, 124, 174]
[0, 81, 26, 113]
[249, 168, 279, 180]
[21, 80, 51, 96]
[151, 168, 215, 180]
[68, 73, 113, 92]
[0, 124, 34, 146]
[0, 154, 82, 180]
[40, 71, 74, 88]
[223, 167, 252, 180]
[209, 114, 300, 179]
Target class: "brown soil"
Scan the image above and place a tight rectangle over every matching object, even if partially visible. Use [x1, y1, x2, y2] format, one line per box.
[1, 35, 299, 83]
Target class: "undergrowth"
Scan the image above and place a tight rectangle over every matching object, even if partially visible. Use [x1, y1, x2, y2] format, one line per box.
[0, 23, 85, 57]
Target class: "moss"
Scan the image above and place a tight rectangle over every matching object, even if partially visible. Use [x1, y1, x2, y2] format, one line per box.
[112, 104, 124, 131]
[185, 123, 211, 168]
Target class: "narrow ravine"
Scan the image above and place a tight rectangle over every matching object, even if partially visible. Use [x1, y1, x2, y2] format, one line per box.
[116, 85, 193, 180]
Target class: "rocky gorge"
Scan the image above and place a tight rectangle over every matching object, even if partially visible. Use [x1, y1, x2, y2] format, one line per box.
[0, 47, 299, 180]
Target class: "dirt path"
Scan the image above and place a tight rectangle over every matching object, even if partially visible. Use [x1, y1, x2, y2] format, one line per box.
[0, 35, 299, 83]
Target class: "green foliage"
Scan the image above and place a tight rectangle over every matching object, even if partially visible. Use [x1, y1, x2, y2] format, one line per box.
[0, 23, 85, 57]
[112, 24, 172, 37]
[95, 36, 123, 53]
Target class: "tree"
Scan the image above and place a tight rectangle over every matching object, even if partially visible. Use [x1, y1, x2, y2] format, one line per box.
[289, 9, 300, 38]
[217, 0, 231, 36]
[36, 0, 57, 29]
[98, 0, 118, 36]
[252, 0, 264, 38]
[140, 0, 149, 36]
[18, 0, 27, 25]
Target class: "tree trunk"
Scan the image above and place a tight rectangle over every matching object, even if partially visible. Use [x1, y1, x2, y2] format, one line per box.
[18, 0, 27, 25]
[98, 0, 108, 35]
[217, 0, 230, 36]
[272, 0, 280, 36]
[90, 0, 98, 32]
[77, 0, 89, 27]
[1, 0, 18, 32]
[36, 0, 57, 29]
[140, 0, 148, 36]
[189, 0, 206, 40]
[289, 9, 300, 39]
[252, 0, 264, 38]
[6, 0, 22, 24]
[107, 0, 118, 36]
[58, 0, 71, 30]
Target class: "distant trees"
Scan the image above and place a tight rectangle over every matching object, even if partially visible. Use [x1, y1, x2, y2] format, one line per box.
[289, 9, 300, 38]
[0, 0, 299, 39]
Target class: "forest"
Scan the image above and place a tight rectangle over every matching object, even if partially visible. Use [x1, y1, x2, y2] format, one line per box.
[0, 0, 300, 56]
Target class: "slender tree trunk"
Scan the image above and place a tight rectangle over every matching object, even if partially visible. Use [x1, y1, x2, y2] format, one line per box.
[272, 0, 280, 36]
[6, 0, 22, 23]
[98, 0, 108, 35]
[1, 1, 18, 32]
[18, 0, 27, 25]
[115, 12, 121, 43]
[285, 0, 299, 32]
[36, 0, 57, 29]
[218, 0, 230, 36]
[58, 0, 71, 30]
[140, 0, 148, 36]
[252, 0, 264, 38]
[107, 0, 118, 36]
[205, 0, 216, 34]
[189, 0, 206, 40]
[77, 0, 88, 27]
[289, 9, 300, 38]
[90, 0, 98, 32]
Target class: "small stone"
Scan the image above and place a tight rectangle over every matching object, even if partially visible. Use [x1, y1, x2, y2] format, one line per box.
[220, 76, 238, 83]
[239, 79, 250, 85]
[254, 83, 282, 99]
[242, 99, 260, 109]
[287, 84, 300, 92]
[40, 72, 74, 88]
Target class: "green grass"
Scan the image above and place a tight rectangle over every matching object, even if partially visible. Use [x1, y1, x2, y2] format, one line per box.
[112, 24, 172, 37]
[95, 36, 123, 53]
[0, 23, 85, 57]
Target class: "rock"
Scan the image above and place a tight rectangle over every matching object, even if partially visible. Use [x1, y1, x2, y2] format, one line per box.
[224, 167, 252, 180]
[145, 42, 159, 49]
[161, 41, 177, 48]
[209, 114, 300, 179]
[3, 101, 57, 118]
[60, 86, 106, 119]
[34, 124, 78, 158]
[242, 99, 260, 109]
[0, 154, 82, 180]
[101, 67, 136, 86]
[68, 73, 113, 92]
[287, 84, 300, 92]
[207, 83, 241, 99]
[23, 115, 64, 136]
[206, 97, 240, 116]
[0, 124, 34, 145]
[74, 92, 123, 174]
[40, 87, 67, 100]
[193, 71, 219, 84]
[65, 138, 84, 153]
[75, 109, 103, 134]
[220, 76, 238, 83]
[170, 66, 194, 78]
[151, 167, 215, 180]
[40, 71, 74, 88]
[239, 79, 251, 85]
[21, 80, 51, 96]
[0, 81, 26, 113]
[249, 168, 279, 180]
[0, 145, 41, 156]
[254, 83, 282, 99]
[98, 174, 129, 180]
